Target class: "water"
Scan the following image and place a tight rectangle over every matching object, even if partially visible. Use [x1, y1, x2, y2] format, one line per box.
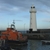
[12, 40, 50, 50]
[28, 40, 50, 50]
[0, 40, 50, 50]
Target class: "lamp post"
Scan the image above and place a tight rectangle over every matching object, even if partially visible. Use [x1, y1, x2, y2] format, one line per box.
[24, 23, 26, 33]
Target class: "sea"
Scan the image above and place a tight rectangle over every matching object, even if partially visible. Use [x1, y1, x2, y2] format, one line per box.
[11, 31, 50, 50]
[12, 40, 50, 50]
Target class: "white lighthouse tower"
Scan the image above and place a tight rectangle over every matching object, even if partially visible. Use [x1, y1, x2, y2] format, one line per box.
[29, 5, 37, 32]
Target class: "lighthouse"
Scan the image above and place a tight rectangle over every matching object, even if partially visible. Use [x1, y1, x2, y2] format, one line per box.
[29, 5, 37, 32]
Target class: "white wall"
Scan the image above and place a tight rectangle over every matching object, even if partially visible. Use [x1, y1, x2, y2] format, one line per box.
[30, 12, 37, 31]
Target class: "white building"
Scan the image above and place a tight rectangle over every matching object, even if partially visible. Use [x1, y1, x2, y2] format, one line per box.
[30, 5, 37, 31]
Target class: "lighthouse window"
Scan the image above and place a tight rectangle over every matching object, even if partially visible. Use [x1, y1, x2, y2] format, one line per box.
[33, 7, 35, 8]
[31, 6, 35, 8]
[31, 7, 32, 8]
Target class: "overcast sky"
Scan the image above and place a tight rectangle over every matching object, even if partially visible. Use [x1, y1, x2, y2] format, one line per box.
[0, 0, 50, 30]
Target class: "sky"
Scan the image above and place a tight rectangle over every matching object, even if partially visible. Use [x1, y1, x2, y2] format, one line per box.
[0, 0, 50, 30]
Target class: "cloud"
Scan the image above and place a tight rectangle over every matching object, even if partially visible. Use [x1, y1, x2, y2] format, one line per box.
[0, 0, 39, 10]
[0, 5, 20, 12]
[0, 0, 35, 8]
[0, 0, 50, 14]
[37, 8, 50, 14]
[40, 18, 50, 22]
[9, 7, 19, 11]
[1, 0, 50, 8]
[37, 0, 50, 8]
